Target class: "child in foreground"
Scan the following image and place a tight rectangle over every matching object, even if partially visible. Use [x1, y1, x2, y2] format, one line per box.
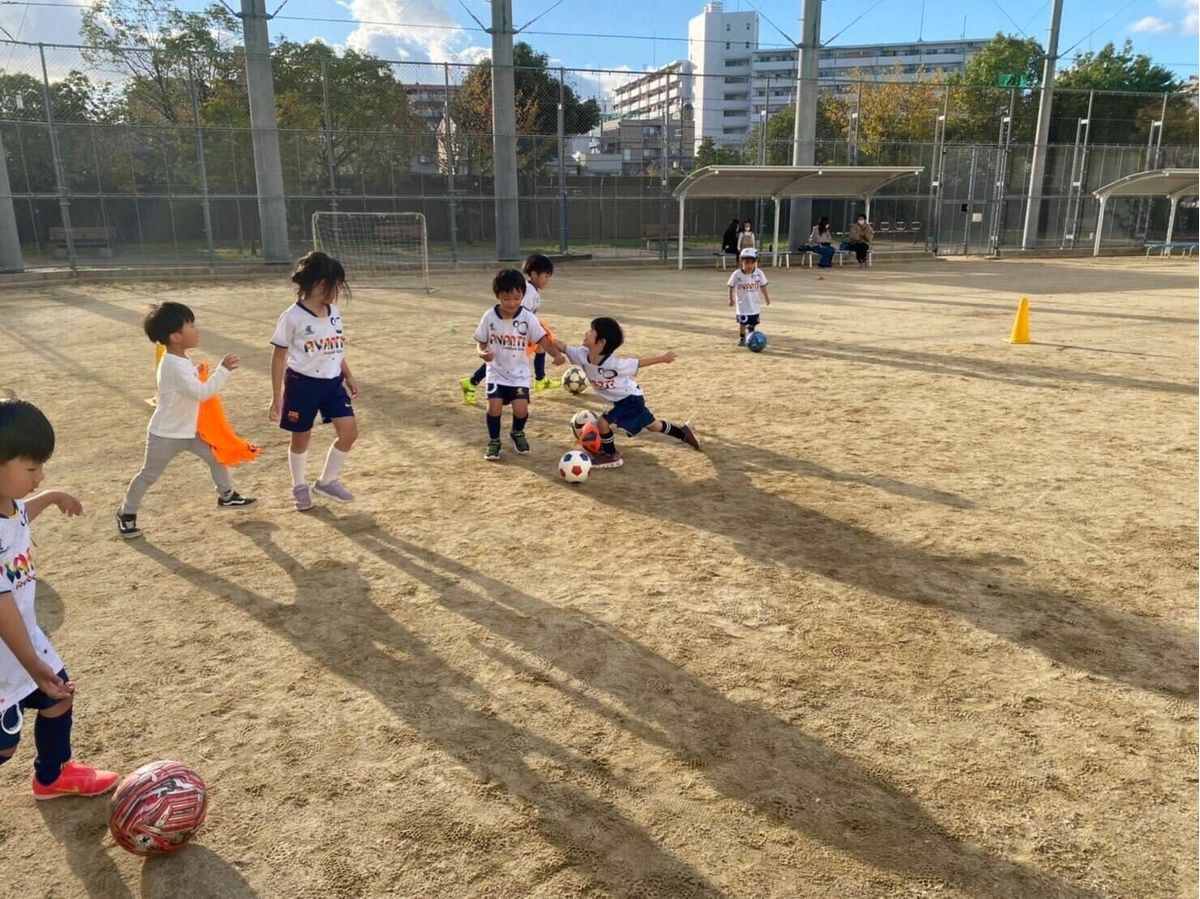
[0, 398, 119, 799]
[726, 247, 770, 347]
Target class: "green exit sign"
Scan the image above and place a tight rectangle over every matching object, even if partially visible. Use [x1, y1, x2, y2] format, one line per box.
[997, 74, 1030, 88]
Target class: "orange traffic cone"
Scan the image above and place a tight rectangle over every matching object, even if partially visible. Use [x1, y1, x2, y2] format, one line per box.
[1008, 297, 1031, 344]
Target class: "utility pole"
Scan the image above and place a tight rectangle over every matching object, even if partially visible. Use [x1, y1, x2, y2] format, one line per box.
[238, 0, 289, 262]
[0, 131, 24, 272]
[1020, 0, 1064, 250]
[491, 0, 521, 260]
[787, 0, 822, 251]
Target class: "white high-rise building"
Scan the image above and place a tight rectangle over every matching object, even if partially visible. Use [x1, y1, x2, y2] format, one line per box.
[611, 60, 695, 122]
[688, 1, 759, 146]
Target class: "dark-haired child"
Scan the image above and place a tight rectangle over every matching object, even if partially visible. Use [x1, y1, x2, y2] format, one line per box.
[460, 253, 559, 403]
[269, 251, 359, 512]
[0, 398, 120, 798]
[547, 317, 701, 469]
[474, 268, 555, 461]
[116, 301, 256, 538]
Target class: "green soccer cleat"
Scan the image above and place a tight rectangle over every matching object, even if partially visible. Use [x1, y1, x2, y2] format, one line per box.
[484, 439, 502, 461]
[459, 377, 477, 405]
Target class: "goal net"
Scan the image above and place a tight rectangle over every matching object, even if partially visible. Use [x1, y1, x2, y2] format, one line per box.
[311, 212, 432, 292]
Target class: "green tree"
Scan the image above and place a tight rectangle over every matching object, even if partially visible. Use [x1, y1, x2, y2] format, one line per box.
[743, 99, 847, 166]
[694, 136, 744, 167]
[451, 42, 601, 173]
[946, 33, 1044, 142]
[1053, 41, 1193, 144]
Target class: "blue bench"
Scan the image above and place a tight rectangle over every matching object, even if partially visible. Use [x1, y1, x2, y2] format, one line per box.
[1145, 242, 1198, 257]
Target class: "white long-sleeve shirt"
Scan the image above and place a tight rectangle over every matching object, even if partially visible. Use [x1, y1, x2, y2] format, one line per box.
[147, 353, 231, 438]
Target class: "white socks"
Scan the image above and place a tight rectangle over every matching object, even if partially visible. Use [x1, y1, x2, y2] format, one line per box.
[288, 451, 308, 488]
[318, 445, 348, 486]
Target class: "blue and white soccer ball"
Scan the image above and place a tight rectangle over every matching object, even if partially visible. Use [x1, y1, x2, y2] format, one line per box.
[746, 331, 767, 353]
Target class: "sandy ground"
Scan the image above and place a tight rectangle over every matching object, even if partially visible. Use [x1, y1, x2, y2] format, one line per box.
[0, 256, 1195, 898]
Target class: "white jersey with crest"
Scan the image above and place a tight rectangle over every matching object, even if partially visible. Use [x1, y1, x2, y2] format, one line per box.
[473, 306, 547, 387]
[522, 281, 542, 314]
[0, 501, 64, 719]
[270, 302, 346, 379]
[727, 268, 769, 316]
[563, 345, 642, 402]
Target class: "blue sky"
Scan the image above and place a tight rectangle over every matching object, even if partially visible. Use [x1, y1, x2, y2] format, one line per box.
[3, 0, 1197, 79]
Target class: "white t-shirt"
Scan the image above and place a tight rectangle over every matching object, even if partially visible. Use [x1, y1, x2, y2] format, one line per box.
[563, 345, 642, 402]
[473, 307, 546, 387]
[0, 501, 64, 720]
[147, 353, 232, 439]
[522, 281, 542, 315]
[727, 268, 769, 316]
[270, 302, 346, 380]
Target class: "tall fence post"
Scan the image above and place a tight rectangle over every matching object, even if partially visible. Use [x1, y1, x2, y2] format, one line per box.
[187, 55, 216, 270]
[38, 43, 75, 269]
[659, 68, 669, 261]
[928, 89, 947, 255]
[987, 89, 1015, 255]
[320, 57, 338, 221]
[1061, 90, 1093, 248]
[558, 66, 568, 255]
[0, 129, 25, 272]
[443, 62, 459, 264]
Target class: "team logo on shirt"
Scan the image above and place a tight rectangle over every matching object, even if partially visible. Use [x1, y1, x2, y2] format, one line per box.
[2, 548, 35, 591]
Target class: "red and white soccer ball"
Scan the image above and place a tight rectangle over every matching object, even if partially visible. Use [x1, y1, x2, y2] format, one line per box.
[109, 760, 209, 856]
[559, 450, 592, 483]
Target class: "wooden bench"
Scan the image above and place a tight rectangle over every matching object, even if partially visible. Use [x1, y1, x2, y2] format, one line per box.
[642, 224, 679, 249]
[49, 226, 117, 259]
[1145, 241, 1198, 257]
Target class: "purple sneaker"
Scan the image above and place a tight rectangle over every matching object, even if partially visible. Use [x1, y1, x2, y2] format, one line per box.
[293, 484, 314, 512]
[314, 479, 355, 503]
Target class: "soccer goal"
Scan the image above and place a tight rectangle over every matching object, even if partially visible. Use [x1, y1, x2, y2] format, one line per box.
[311, 211, 433, 293]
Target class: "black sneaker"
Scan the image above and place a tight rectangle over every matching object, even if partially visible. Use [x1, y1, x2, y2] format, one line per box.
[484, 439, 502, 461]
[737, 336, 746, 347]
[115, 511, 142, 540]
[679, 424, 702, 452]
[217, 492, 258, 510]
[510, 431, 531, 454]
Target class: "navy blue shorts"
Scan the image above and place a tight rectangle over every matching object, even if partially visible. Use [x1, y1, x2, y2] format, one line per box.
[0, 668, 69, 751]
[602, 394, 656, 437]
[485, 383, 530, 405]
[736, 313, 761, 328]
[281, 369, 354, 432]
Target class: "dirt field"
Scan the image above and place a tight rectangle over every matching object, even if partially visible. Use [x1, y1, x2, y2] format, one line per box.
[0, 256, 1195, 898]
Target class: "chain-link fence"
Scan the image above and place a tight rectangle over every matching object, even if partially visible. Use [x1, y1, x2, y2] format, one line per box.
[2, 39, 1197, 269]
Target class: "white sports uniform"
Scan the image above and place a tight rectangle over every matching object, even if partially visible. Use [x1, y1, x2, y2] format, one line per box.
[0, 501, 64, 719]
[270, 302, 346, 379]
[474, 306, 547, 387]
[727, 268, 769, 317]
[563, 345, 642, 403]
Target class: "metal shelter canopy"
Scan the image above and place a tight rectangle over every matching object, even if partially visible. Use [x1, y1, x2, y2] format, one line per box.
[1091, 169, 1199, 256]
[671, 165, 923, 269]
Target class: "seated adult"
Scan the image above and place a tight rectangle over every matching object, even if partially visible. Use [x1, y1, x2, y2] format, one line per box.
[805, 217, 836, 268]
[847, 214, 874, 268]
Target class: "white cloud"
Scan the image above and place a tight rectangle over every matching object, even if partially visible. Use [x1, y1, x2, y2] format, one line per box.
[339, 0, 485, 64]
[1182, 0, 1199, 34]
[1131, 15, 1172, 33]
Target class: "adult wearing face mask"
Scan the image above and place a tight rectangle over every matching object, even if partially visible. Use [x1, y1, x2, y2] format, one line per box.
[847, 213, 873, 268]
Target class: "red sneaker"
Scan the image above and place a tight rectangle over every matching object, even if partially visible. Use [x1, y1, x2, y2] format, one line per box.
[32, 760, 119, 800]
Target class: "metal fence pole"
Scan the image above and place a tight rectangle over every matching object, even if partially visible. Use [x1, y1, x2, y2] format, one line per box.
[187, 55, 216, 269]
[987, 89, 1014, 255]
[444, 62, 459, 263]
[659, 68, 669, 261]
[38, 43, 76, 269]
[0, 129, 25, 272]
[320, 57, 339, 221]
[558, 66, 567, 255]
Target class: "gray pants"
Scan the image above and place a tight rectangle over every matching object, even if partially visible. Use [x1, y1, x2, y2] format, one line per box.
[120, 434, 233, 515]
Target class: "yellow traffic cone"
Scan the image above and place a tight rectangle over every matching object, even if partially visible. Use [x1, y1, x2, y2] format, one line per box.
[146, 343, 165, 407]
[1008, 297, 1031, 344]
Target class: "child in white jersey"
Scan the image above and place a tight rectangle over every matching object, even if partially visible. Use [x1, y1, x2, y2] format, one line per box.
[474, 268, 558, 461]
[460, 254, 559, 403]
[269, 251, 359, 512]
[1, 398, 119, 799]
[548, 317, 701, 469]
[726, 247, 771, 347]
[116, 301, 257, 538]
